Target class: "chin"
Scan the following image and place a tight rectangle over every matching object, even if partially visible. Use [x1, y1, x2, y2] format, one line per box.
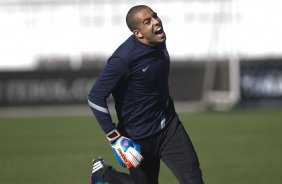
[158, 37, 166, 43]
[158, 33, 166, 42]
[156, 35, 166, 42]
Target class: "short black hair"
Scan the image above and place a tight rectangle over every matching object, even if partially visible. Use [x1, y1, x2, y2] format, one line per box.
[126, 5, 150, 32]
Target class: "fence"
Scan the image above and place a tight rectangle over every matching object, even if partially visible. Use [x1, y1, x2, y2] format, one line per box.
[1, 57, 282, 110]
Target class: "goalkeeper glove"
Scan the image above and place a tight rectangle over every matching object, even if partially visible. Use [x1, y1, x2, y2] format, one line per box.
[106, 129, 143, 169]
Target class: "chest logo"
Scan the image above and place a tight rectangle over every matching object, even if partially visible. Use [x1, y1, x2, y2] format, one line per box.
[142, 65, 150, 72]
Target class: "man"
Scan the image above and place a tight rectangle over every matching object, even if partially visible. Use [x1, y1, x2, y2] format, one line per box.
[88, 5, 204, 184]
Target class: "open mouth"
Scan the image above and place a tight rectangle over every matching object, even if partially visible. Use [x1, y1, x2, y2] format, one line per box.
[154, 27, 164, 36]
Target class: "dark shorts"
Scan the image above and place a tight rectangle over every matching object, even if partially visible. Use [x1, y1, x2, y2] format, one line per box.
[129, 115, 204, 184]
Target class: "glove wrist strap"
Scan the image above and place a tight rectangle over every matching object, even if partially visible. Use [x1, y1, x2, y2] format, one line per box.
[106, 129, 121, 143]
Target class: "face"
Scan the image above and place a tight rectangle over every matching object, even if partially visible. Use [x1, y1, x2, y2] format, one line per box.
[133, 7, 166, 46]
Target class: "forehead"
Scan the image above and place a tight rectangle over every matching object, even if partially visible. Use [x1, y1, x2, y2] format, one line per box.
[134, 7, 155, 22]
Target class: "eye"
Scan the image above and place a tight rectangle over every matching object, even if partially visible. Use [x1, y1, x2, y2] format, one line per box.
[144, 19, 151, 25]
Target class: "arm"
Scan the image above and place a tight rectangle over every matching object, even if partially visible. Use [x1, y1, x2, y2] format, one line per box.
[88, 57, 143, 168]
[87, 57, 128, 134]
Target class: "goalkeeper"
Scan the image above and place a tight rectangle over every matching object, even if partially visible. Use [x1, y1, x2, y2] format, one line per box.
[87, 5, 204, 184]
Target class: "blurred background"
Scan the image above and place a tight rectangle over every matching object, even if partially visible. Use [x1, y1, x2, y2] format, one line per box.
[0, 0, 282, 110]
[0, 0, 282, 184]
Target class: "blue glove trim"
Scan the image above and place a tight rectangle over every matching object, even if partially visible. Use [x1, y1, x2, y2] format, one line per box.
[132, 142, 142, 153]
[112, 147, 126, 167]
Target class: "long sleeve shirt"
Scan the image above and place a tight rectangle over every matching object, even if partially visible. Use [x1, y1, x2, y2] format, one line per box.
[88, 35, 176, 140]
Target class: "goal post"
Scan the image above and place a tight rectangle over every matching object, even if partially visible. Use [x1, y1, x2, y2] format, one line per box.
[169, 58, 240, 112]
[202, 57, 240, 111]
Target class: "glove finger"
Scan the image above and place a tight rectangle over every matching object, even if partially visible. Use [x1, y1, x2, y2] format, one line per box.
[128, 147, 143, 162]
[125, 149, 139, 167]
[125, 150, 138, 167]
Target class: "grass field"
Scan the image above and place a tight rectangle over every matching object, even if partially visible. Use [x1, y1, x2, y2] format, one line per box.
[0, 108, 282, 184]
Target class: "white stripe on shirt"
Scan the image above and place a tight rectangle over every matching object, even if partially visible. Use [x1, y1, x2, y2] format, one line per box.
[88, 98, 109, 114]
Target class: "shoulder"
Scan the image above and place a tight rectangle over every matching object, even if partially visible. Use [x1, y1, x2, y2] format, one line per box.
[112, 35, 136, 57]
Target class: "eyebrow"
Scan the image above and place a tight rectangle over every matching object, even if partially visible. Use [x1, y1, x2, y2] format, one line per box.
[143, 17, 151, 24]
[142, 12, 157, 24]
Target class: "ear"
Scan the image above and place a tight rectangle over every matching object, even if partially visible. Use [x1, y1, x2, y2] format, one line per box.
[133, 30, 143, 39]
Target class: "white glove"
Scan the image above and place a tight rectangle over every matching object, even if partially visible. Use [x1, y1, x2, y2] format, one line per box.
[107, 130, 143, 169]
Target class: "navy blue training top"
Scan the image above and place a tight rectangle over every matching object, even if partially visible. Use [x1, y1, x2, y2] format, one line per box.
[88, 35, 176, 140]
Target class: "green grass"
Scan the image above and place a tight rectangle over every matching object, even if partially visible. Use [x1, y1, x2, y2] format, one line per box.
[0, 109, 282, 184]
